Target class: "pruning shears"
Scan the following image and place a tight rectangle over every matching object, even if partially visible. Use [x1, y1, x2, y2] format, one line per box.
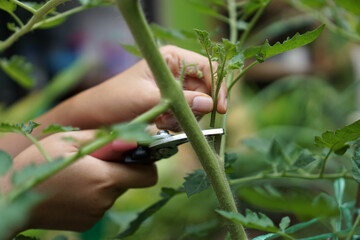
[124, 128, 224, 164]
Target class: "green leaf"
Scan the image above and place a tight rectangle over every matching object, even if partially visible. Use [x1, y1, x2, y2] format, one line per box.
[238, 187, 340, 218]
[111, 123, 153, 144]
[227, 52, 244, 70]
[0, 192, 42, 240]
[115, 187, 184, 238]
[194, 29, 212, 54]
[300, 0, 326, 8]
[12, 158, 65, 186]
[222, 39, 237, 60]
[183, 169, 211, 197]
[236, 21, 248, 30]
[37, 16, 67, 29]
[315, 120, 360, 152]
[253, 219, 319, 240]
[352, 146, 360, 183]
[292, 150, 316, 168]
[181, 220, 219, 239]
[267, 139, 290, 167]
[242, 137, 271, 154]
[78, 0, 106, 7]
[0, 0, 16, 13]
[0, 121, 40, 135]
[333, 0, 360, 15]
[279, 216, 290, 232]
[151, 24, 197, 41]
[14, 235, 40, 240]
[184, 0, 225, 20]
[120, 43, 142, 57]
[42, 124, 79, 134]
[243, 25, 325, 60]
[216, 209, 278, 233]
[0, 56, 34, 89]
[334, 178, 345, 205]
[7, 22, 19, 32]
[0, 150, 12, 176]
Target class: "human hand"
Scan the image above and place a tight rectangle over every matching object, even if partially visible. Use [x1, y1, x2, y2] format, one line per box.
[65, 45, 227, 131]
[4, 131, 156, 232]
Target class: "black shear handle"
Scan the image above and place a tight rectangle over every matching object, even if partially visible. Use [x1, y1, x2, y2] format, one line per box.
[123, 146, 152, 164]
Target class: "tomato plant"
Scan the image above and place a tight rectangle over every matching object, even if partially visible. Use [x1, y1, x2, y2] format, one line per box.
[1, 0, 360, 239]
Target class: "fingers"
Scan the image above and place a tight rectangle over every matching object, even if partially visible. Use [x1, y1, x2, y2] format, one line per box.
[160, 45, 227, 114]
[155, 91, 213, 131]
[103, 160, 158, 189]
[90, 140, 137, 161]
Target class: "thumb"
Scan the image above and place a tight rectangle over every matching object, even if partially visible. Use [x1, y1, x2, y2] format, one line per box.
[183, 91, 214, 115]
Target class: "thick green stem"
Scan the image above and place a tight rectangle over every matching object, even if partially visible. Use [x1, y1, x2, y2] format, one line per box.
[116, 1, 247, 239]
[346, 213, 360, 240]
[227, 0, 238, 43]
[238, 0, 271, 48]
[0, 0, 69, 52]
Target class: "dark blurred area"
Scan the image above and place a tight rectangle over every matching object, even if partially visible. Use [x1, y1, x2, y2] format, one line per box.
[0, 0, 160, 107]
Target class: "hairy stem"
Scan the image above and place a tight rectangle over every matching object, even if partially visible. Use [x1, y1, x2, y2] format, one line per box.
[116, 1, 247, 239]
[0, 0, 70, 52]
[238, 0, 271, 48]
[210, 58, 227, 128]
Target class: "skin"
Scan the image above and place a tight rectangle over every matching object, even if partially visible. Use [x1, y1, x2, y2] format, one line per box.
[0, 45, 227, 233]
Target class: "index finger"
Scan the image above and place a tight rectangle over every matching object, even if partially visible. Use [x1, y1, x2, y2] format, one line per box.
[160, 45, 228, 114]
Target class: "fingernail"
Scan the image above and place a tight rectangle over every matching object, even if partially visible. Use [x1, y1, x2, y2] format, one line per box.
[224, 98, 228, 111]
[192, 96, 213, 112]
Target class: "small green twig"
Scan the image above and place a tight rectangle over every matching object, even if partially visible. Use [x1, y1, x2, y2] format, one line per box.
[32, 5, 87, 30]
[24, 133, 52, 163]
[228, 60, 258, 92]
[0, 0, 70, 52]
[229, 171, 353, 185]
[178, 60, 198, 86]
[346, 213, 360, 240]
[8, 11, 24, 27]
[238, 0, 271, 48]
[10, 0, 36, 14]
[319, 147, 333, 177]
[210, 57, 227, 128]
[287, 0, 360, 43]
[130, 101, 170, 124]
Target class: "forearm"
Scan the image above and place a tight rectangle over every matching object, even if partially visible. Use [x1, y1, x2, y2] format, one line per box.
[0, 89, 98, 157]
